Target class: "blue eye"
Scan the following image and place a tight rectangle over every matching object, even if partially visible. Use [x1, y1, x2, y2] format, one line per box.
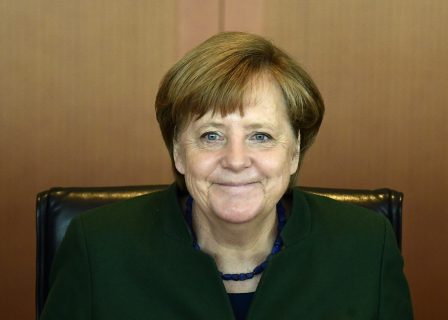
[251, 133, 271, 142]
[201, 132, 222, 142]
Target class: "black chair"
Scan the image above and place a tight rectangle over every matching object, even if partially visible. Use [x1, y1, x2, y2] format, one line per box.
[36, 185, 403, 318]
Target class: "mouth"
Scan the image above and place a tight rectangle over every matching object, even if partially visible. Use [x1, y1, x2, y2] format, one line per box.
[213, 181, 260, 191]
[215, 181, 258, 187]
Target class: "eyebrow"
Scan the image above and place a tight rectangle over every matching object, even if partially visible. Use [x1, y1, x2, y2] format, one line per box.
[196, 121, 277, 131]
[245, 123, 276, 131]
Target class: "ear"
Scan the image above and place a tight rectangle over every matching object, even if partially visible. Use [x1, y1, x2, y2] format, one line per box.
[289, 132, 301, 175]
[173, 140, 185, 175]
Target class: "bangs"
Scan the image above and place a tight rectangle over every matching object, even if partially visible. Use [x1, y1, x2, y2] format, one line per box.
[171, 59, 267, 129]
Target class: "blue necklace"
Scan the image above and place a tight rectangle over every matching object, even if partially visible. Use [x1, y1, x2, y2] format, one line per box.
[184, 196, 286, 281]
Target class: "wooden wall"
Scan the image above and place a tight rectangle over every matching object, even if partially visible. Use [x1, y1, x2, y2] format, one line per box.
[1, 0, 447, 318]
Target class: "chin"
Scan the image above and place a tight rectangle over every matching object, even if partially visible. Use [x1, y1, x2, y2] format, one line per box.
[208, 186, 266, 224]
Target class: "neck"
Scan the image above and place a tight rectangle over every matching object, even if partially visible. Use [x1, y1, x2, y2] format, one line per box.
[192, 205, 278, 274]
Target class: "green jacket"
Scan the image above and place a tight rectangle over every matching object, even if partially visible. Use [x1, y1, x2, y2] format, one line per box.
[41, 185, 413, 319]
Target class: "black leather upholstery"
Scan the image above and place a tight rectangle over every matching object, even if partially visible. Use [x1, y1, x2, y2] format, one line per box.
[36, 185, 403, 317]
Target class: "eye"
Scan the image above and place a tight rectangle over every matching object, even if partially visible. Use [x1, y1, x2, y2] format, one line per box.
[250, 133, 272, 142]
[200, 131, 223, 142]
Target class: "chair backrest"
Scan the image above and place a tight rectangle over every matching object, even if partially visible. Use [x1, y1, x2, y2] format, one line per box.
[36, 185, 403, 317]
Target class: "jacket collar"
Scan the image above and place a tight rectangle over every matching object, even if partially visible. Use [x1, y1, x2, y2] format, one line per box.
[280, 188, 312, 246]
[159, 184, 193, 243]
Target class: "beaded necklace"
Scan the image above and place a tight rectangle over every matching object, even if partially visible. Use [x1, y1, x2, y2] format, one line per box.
[184, 196, 286, 281]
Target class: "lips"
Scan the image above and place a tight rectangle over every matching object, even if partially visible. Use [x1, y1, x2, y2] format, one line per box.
[214, 180, 259, 187]
[212, 182, 261, 194]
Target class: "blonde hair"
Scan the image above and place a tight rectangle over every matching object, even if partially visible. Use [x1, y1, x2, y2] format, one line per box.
[155, 32, 324, 189]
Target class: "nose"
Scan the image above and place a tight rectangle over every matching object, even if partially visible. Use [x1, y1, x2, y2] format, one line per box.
[221, 138, 251, 171]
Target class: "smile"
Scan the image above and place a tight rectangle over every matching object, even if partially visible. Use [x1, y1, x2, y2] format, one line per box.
[213, 182, 260, 191]
[215, 180, 259, 186]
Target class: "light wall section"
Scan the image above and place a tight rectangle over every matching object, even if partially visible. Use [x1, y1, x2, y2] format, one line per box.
[260, 1, 448, 319]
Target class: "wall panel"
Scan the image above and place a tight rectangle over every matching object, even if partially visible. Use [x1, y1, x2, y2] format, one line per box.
[177, 0, 221, 56]
[0, 1, 179, 318]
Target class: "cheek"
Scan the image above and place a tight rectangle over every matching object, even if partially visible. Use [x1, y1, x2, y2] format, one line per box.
[184, 151, 220, 180]
[256, 152, 293, 178]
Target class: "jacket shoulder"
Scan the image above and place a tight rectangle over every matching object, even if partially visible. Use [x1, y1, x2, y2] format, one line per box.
[77, 185, 178, 241]
[294, 188, 390, 242]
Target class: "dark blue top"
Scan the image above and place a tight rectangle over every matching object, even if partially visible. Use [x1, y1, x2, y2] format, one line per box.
[228, 292, 255, 320]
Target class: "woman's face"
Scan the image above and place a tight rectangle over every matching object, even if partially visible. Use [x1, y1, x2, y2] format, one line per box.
[174, 73, 300, 225]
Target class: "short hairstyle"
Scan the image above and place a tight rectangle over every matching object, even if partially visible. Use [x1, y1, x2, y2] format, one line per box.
[155, 32, 324, 190]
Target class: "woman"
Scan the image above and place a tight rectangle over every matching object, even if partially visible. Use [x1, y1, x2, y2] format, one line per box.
[41, 32, 412, 319]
